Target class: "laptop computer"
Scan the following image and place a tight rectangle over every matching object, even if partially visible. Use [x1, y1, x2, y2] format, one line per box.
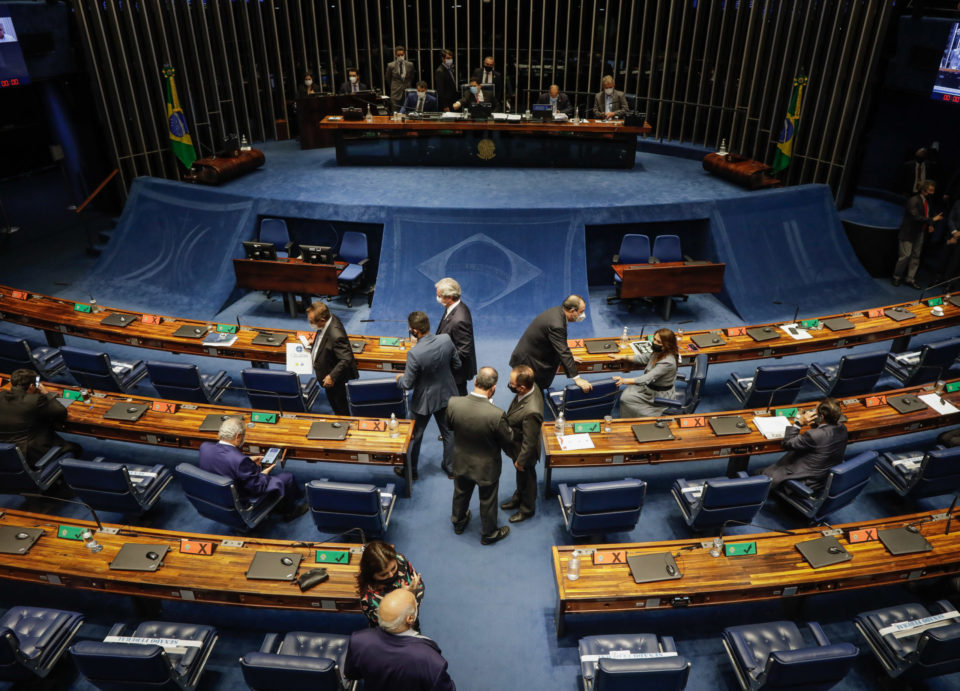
[950, 295, 960, 308]
[109, 544, 169, 572]
[632, 423, 675, 443]
[174, 325, 209, 339]
[822, 317, 855, 331]
[878, 526, 932, 555]
[884, 306, 916, 322]
[626, 552, 682, 584]
[709, 416, 751, 436]
[100, 313, 136, 328]
[252, 331, 285, 346]
[350, 340, 366, 354]
[306, 421, 349, 441]
[199, 413, 243, 433]
[0, 526, 43, 555]
[691, 332, 726, 348]
[888, 394, 928, 414]
[104, 402, 149, 422]
[795, 536, 851, 568]
[746, 326, 779, 342]
[531, 103, 553, 120]
[468, 102, 493, 119]
[585, 339, 620, 354]
[246, 551, 302, 581]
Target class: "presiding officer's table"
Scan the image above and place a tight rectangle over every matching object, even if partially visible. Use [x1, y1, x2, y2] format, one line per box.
[319, 115, 652, 168]
[232, 258, 343, 317]
[613, 260, 726, 318]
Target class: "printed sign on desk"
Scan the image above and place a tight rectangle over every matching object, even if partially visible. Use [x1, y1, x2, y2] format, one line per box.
[286, 342, 313, 375]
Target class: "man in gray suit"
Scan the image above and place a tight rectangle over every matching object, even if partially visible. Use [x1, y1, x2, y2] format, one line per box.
[757, 398, 848, 490]
[593, 75, 628, 119]
[446, 367, 514, 545]
[385, 45, 416, 108]
[396, 311, 460, 481]
[500, 365, 543, 523]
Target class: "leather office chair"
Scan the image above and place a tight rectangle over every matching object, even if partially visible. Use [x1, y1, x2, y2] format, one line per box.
[671, 471, 771, 532]
[579, 633, 691, 691]
[70, 619, 218, 691]
[726, 363, 809, 409]
[884, 336, 960, 387]
[545, 378, 620, 421]
[610, 234, 650, 302]
[557, 478, 646, 538]
[145, 361, 230, 404]
[722, 619, 858, 690]
[345, 377, 409, 418]
[0, 333, 66, 379]
[772, 450, 877, 523]
[60, 345, 148, 394]
[175, 463, 280, 531]
[241, 630, 355, 691]
[656, 353, 708, 415]
[260, 217, 293, 258]
[0, 606, 84, 682]
[806, 350, 888, 398]
[306, 479, 396, 538]
[652, 234, 683, 263]
[854, 599, 960, 681]
[876, 446, 960, 498]
[336, 231, 369, 307]
[60, 457, 173, 514]
[241, 368, 320, 413]
[0, 442, 66, 493]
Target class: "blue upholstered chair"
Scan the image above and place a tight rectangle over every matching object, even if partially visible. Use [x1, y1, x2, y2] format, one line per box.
[726, 363, 809, 409]
[0, 442, 65, 493]
[876, 446, 960, 498]
[557, 478, 646, 538]
[60, 457, 173, 514]
[175, 463, 280, 531]
[260, 217, 292, 257]
[145, 361, 230, 404]
[70, 620, 218, 691]
[346, 377, 409, 418]
[884, 336, 960, 387]
[0, 606, 84, 682]
[772, 450, 877, 523]
[241, 368, 320, 413]
[546, 378, 620, 421]
[306, 480, 396, 538]
[652, 234, 683, 263]
[612, 234, 650, 294]
[240, 630, 355, 691]
[60, 345, 148, 393]
[0, 334, 66, 379]
[336, 231, 369, 307]
[854, 599, 960, 681]
[671, 472, 771, 532]
[656, 354, 708, 415]
[806, 350, 888, 397]
[579, 633, 691, 691]
[722, 619, 858, 690]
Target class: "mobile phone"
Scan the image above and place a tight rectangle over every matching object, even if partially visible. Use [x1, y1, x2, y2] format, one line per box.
[262, 447, 282, 467]
[34, 375, 40, 388]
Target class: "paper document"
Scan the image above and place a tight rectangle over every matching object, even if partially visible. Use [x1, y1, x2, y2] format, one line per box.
[506, 113, 522, 121]
[919, 393, 959, 415]
[492, 113, 508, 120]
[557, 433, 595, 451]
[202, 332, 237, 348]
[780, 324, 812, 340]
[441, 112, 461, 119]
[752, 415, 793, 440]
[285, 342, 314, 375]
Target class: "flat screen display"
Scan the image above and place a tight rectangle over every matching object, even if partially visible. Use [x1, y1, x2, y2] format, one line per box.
[0, 13, 30, 88]
[931, 21, 960, 104]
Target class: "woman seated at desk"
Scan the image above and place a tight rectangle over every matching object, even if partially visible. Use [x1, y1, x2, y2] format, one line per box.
[613, 327, 679, 417]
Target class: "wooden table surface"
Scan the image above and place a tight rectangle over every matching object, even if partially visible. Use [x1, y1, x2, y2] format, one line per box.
[612, 261, 726, 298]
[319, 114, 652, 136]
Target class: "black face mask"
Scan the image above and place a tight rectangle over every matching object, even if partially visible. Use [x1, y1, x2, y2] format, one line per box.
[484, 65, 493, 72]
[651, 343, 664, 353]
[507, 384, 519, 394]
[409, 330, 416, 339]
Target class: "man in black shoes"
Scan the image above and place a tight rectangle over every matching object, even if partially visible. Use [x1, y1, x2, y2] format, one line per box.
[500, 365, 543, 523]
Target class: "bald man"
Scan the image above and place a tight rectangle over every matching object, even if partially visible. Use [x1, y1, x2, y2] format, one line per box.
[509, 295, 593, 392]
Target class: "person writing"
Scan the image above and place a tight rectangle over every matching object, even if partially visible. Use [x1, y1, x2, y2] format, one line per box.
[357, 540, 424, 627]
[613, 328, 678, 417]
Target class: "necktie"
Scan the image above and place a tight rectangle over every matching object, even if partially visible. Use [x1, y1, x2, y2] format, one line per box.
[353, 83, 357, 93]
[417, 96, 425, 111]
[477, 90, 483, 103]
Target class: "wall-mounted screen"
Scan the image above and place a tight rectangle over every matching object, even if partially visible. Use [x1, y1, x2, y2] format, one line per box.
[0, 13, 30, 88]
[931, 22, 960, 103]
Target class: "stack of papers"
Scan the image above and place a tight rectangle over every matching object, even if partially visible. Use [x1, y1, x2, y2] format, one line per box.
[918, 393, 959, 415]
[752, 416, 793, 440]
[780, 324, 812, 340]
[557, 433, 595, 451]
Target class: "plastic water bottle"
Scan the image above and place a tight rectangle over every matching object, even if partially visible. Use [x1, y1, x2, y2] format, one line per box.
[240, 134, 250, 151]
[388, 413, 399, 438]
[718, 138, 728, 155]
[566, 550, 581, 581]
[82, 529, 102, 554]
[554, 411, 565, 437]
[620, 326, 629, 347]
[365, 105, 373, 122]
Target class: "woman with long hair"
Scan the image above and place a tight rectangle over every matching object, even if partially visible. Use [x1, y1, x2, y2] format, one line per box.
[356, 540, 424, 626]
[613, 327, 679, 417]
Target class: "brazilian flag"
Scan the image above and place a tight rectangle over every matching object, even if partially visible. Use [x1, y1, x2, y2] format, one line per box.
[772, 75, 807, 173]
[163, 66, 197, 169]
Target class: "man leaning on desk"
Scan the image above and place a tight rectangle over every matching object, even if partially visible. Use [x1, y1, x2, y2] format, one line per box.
[509, 295, 593, 393]
[593, 75, 628, 119]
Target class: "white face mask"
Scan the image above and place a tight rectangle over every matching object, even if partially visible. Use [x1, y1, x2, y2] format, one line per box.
[436, 295, 444, 305]
[469, 86, 478, 94]
[575, 311, 586, 323]
[396, 55, 404, 63]
[304, 79, 312, 86]
[349, 76, 357, 84]
[604, 87, 614, 96]
[444, 58, 453, 67]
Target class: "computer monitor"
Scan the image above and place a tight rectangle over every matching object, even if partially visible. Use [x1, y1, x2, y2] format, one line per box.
[298, 244, 333, 264]
[531, 103, 553, 120]
[242, 241, 278, 261]
[468, 102, 493, 119]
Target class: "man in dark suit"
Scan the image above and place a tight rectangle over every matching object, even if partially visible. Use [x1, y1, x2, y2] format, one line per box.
[401, 81, 439, 114]
[452, 78, 499, 112]
[434, 277, 476, 396]
[0, 368, 81, 466]
[509, 295, 593, 393]
[306, 302, 358, 416]
[500, 365, 543, 523]
[198, 416, 306, 520]
[396, 311, 460, 480]
[446, 367, 514, 545]
[344, 588, 456, 691]
[338, 67, 368, 94]
[471, 55, 503, 105]
[757, 398, 848, 490]
[593, 75, 629, 119]
[385, 45, 416, 107]
[537, 84, 573, 117]
[434, 48, 458, 111]
[892, 180, 942, 288]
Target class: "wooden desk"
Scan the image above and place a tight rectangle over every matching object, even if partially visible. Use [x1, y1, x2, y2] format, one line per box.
[232, 258, 342, 316]
[613, 261, 726, 318]
[297, 92, 391, 149]
[541, 378, 960, 494]
[0, 507, 362, 613]
[552, 508, 960, 637]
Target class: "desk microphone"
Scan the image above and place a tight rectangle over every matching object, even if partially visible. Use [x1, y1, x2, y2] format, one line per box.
[639, 320, 692, 340]
[945, 494, 958, 535]
[709, 519, 797, 557]
[21, 492, 103, 532]
[359, 319, 407, 323]
[772, 300, 800, 326]
[916, 274, 960, 305]
[763, 375, 810, 416]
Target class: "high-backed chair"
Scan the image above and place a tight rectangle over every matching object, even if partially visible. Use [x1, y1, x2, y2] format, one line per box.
[145, 361, 230, 404]
[579, 633, 691, 691]
[557, 478, 646, 538]
[70, 620, 218, 691]
[884, 336, 960, 387]
[726, 363, 809, 409]
[854, 599, 960, 681]
[241, 368, 320, 413]
[0, 334, 66, 379]
[806, 350, 888, 397]
[722, 619, 858, 690]
[611, 233, 650, 297]
[0, 442, 65, 493]
[545, 378, 620, 421]
[672, 472, 771, 532]
[260, 217, 292, 257]
[652, 234, 683, 263]
[60, 457, 173, 514]
[0, 606, 84, 682]
[336, 231, 369, 307]
[175, 463, 280, 531]
[240, 630, 355, 691]
[346, 377, 409, 418]
[306, 480, 396, 538]
[656, 354, 708, 415]
[772, 450, 877, 522]
[60, 345, 148, 393]
[876, 446, 960, 498]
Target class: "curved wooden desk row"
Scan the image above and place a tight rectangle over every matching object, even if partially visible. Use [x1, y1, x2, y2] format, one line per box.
[0, 507, 362, 613]
[541, 378, 960, 492]
[552, 507, 960, 637]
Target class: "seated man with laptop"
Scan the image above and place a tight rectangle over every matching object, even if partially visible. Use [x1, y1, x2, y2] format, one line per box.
[536, 84, 573, 117]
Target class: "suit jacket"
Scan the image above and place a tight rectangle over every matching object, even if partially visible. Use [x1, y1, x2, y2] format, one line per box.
[509, 306, 578, 387]
[593, 89, 629, 118]
[311, 315, 359, 385]
[401, 91, 439, 114]
[536, 92, 573, 116]
[770, 422, 849, 490]
[434, 63, 458, 110]
[446, 394, 514, 486]
[471, 67, 503, 102]
[899, 192, 937, 242]
[399, 333, 461, 415]
[344, 627, 456, 691]
[506, 385, 544, 469]
[198, 441, 286, 503]
[436, 302, 477, 387]
[456, 88, 500, 112]
[385, 60, 416, 103]
[0, 388, 68, 465]
[338, 81, 369, 95]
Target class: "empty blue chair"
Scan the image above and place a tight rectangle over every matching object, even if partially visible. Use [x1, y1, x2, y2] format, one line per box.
[260, 217, 292, 257]
[726, 363, 809, 409]
[175, 463, 280, 531]
[884, 336, 960, 387]
[558, 478, 646, 538]
[0, 442, 65, 492]
[146, 361, 230, 404]
[652, 234, 683, 263]
[876, 446, 960, 498]
[346, 377, 409, 418]
[306, 479, 397, 538]
[240, 630, 354, 691]
[336, 231, 369, 307]
[241, 368, 320, 413]
[0, 334, 65, 378]
[0, 606, 83, 682]
[672, 472, 772, 531]
[772, 450, 877, 522]
[60, 457, 173, 514]
[722, 620, 858, 690]
[70, 620, 218, 691]
[612, 233, 650, 291]
[546, 378, 620, 421]
[656, 353, 708, 415]
[60, 345, 148, 393]
[579, 633, 691, 691]
[806, 350, 888, 397]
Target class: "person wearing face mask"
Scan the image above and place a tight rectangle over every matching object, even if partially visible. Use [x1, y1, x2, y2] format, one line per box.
[434, 277, 476, 396]
[401, 80, 439, 114]
[593, 74, 628, 119]
[434, 48, 458, 111]
[613, 327, 679, 418]
[509, 295, 593, 393]
[451, 78, 499, 112]
[471, 55, 503, 104]
[338, 67, 368, 95]
[500, 365, 544, 524]
[355, 540, 425, 628]
[298, 72, 318, 98]
[536, 84, 573, 117]
[386, 44, 416, 108]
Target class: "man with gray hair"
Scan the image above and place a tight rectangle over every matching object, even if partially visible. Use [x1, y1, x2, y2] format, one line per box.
[435, 277, 476, 396]
[344, 588, 456, 690]
[197, 416, 306, 521]
[593, 74, 628, 119]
